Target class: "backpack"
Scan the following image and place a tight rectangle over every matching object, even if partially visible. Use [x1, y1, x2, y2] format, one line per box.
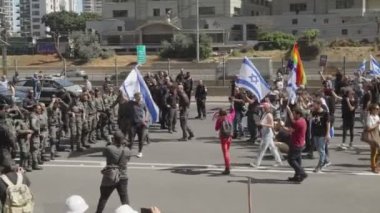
[1, 173, 34, 213]
[220, 119, 233, 138]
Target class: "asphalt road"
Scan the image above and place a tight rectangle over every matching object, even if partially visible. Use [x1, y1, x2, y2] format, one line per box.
[26, 102, 380, 213]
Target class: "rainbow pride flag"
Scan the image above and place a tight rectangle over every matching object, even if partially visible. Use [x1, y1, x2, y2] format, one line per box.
[287, 43, 307, 86]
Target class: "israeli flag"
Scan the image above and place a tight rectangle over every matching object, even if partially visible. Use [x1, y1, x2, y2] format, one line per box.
[358, 59, 366, 74]
[287, 67, 298, 104]
[369, 55, 380, 76]
[235, 57, 270, 101]
[120, 67, 160, 122]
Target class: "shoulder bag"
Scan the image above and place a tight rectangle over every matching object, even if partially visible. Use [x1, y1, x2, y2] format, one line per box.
[101, 149, 125, 186]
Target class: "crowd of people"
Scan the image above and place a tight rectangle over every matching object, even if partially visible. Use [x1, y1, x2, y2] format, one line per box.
[216, 69, 380, 183]
[1, 65, 380, 211]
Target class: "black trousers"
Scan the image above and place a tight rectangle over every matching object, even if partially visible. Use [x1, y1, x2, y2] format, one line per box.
[247, 115, 257, 140]
[288, 147, 306, 177]
[95, 179, 129, 213]
[128, 125, 146, 153]
[342, 117, 354, 144]
[160, 107, 169, 128]
[196, 99, 206, 117]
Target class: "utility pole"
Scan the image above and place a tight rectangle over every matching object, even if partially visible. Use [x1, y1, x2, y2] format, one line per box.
[0, 8, 8, 76]
[196, 0, 200, 63]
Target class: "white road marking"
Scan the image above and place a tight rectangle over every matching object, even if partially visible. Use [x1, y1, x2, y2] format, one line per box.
[43, 160, 380, 176]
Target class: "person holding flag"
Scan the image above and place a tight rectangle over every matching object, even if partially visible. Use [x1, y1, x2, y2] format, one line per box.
[234, 57, 282, 167]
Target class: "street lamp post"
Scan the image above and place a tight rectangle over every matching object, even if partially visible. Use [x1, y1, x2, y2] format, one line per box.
[196, 0, 200, 63]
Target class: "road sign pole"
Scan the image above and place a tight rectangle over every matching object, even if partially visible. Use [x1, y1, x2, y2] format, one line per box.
[248, 177, 252, 213]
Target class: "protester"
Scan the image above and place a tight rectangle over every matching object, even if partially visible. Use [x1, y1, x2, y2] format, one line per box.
[232, 88, 245, 139]
[340, 90, 357, 149]
[96, 131, 132, 213]
[363, 104, 380, 173]
[250, 102, 282, 168]
[178, 85, 194, 141]
[283, 106, 307, 182]
[311, 99, 331, 173]
[195, 80, 207, 119]
[215, 103, 235, 175]
[127, 92, 147, 158]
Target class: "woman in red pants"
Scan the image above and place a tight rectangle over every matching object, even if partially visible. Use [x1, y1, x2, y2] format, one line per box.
[215, 106, 235, 175]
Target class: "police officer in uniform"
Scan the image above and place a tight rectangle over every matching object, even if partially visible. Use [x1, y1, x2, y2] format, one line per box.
[39, 103, 49, 162]
[30, 105, 43, 170]
[166, 85, 178, 133]
[47, 97, 64, 160]
[195, 80, 207, 119]
[80, 93, 92, 149]
[14, 111, 33, 172]
[94, 89, 108, 141]
[87, 91, 98, 144]
[178, 85, 194, 141]
[69, 94, 86, 152]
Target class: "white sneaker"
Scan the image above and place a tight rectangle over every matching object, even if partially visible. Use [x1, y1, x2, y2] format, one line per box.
[273, 162, 283, 167]
[323, 162, 332, 168]
[136, 153, 143, 158]
[313, 167, 322, 173]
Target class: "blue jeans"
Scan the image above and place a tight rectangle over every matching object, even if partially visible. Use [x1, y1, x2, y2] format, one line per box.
[233, 111, 244, 137]
[313, 136, 329, 168]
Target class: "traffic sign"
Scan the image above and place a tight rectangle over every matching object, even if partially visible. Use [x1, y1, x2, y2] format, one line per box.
[136, 45, 146, 65]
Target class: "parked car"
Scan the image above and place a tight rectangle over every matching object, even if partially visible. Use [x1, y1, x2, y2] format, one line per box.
[62, 68, 87, 78]
[15, 77, 82, 103]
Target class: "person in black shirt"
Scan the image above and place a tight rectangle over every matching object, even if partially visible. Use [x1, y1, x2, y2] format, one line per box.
[22, 90, 36, 112]
[195, 80, 207, 119]
[361, 85, 372, 123]
[311, 99, 331, 173]
[183, 72, 193, 101]
[232, 87, 245, 139]
[244, 93, 260, 143]
[340, 90, 357, 149]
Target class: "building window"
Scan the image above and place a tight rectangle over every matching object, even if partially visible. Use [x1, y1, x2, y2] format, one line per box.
[199, 7, 215, 16]
[256, 11, 259, 16]
[247, 24, 258, 40]
[292, 30, 298, 35]
[313, 18, 316, 22]
[336, 0, 354, 9]
[290, 3, 307, 13]
[32, 4, 39, 9]
[324, 18, 329, 24]
[251, 10, 255, 16]
[32, 18, 40, 23]
[113, 10, 128, 17]
[204, 24, 209, 29]
[153, 8, 160, 16]
[342, 29, 348, 35]
[357, 30, 362, 34]
[233, 7, 240, 16]
[32, 11, 40, 15]
[292, 19, 298, 25]
[32, 25, 40, 29]
[32, 32, 40, 36]
[165, 8, 172, 14]
[117, 26, 122, 31]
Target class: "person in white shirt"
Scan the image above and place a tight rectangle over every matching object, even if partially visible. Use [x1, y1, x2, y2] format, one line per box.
[83, 75, 92, 91]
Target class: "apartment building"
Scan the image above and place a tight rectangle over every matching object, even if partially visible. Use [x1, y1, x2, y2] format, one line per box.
[0, 0, 20, 35]
[19, 0, 81, 38]
[87, 0, 271, 49]
[87, 0, 380, 51]
[82, 0, 101, 14]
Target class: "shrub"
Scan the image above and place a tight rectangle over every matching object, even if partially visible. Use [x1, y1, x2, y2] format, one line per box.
[160, 33, 212, 60]
[100, 49, 115, 59]
[297, 29, 322, 60]
[255, 31, 295, 50]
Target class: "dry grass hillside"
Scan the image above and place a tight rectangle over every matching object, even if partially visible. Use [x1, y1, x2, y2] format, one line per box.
[5, 46, 379, 67]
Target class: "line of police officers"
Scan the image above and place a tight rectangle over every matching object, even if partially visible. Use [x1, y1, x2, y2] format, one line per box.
[0, 82, 119, 172]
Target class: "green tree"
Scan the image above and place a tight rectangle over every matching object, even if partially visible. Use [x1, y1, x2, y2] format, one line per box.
[297, 29, 322, 60]
[160, 33, 212, 60]
[70, 31, 113, 62]
[256, 31, 295, 50]
[41, 11, 101, 59]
